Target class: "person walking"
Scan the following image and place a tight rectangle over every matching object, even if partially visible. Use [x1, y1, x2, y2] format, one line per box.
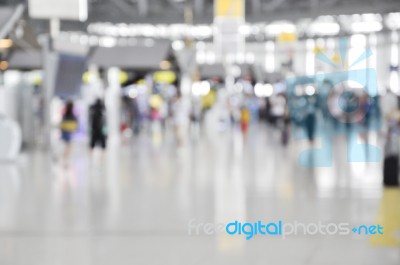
[89, 99, 107, 152]
[60, 101, 78, 160]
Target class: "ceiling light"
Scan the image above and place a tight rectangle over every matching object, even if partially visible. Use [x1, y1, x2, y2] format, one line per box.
[309, 22, 340, 36]
[386, 13, 400, 30]
[172, 40, 185, 51]
[100, 36, 116, 47]
[351, 21, 383, 33]
[254, 83, 274, 98]
[192, 81, 210, 96]
[265, 21, 296, 36]
[305, 85, 316, 96]
[0, 61, 9, 71]
[0, 39, 13, 49]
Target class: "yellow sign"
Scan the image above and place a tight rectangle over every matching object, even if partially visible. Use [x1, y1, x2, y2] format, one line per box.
[119, 71, 128, 84]
[153, 71, 177, 84]
[83, 71, 127, 85]
[276, 32, 297, 43]
[215, 0, 244, 18]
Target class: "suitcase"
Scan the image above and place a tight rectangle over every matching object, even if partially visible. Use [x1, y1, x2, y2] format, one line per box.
[383, 155, 399, 186]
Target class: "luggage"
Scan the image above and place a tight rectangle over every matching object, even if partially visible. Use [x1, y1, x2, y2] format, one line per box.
[383, 127, 400, 186]
[383, 155, 399, 186]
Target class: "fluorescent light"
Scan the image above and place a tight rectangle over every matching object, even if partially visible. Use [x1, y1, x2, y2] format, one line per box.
[351, 21, 382, 33]
[265, 41, 275, 73]
[246, 53, 255, 64]
[79, 35, 89, 45]
[99, 36, 116, 47]
[254, 83, 263, 97]
[386, 13, 400, 30]
[309, 22, 340, 36]
[265, 21, 296, 36]
[264, 84, 274, 97]
[196, 50, 206, 64]
[305, 85, 316, 96]
[254, 83, 273, 98]
[206, 51, 216, 65]
[306, 39, 315, 75]
[236, 53, 245, 64]
[172, 40, 184, 51]
[239, 25, 251, 35]
[79, 0, 88, 22]
[192, 81, 210, 96]
[200, 81, 211, 95]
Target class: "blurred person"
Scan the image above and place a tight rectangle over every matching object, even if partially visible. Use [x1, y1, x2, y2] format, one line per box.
[149, 106, 161, 124]
[327, 89, 342, 130]
[149, 94, 163, 119]
[264, 96, 272, 123]
[240, 106, 251, 135]
[120, 96, 131, 138]
[137, 92, 150, 132]
[159, 98, 169, 132]
[381, 88, 398, 134]
[304, 96, 317, 143]
[150, 105, 162, 142]
[172, 94, 189, 146]
[190, 99, 202, 134]
[383, 118, 400, 186]
[281, 97, 290, 146]
[319, 80, 334, 120]
[343, 91, 358, 132]
[270, 94, 286, 126]
[129, 97, 141, 135]
[227, 94, 241, 128]
[89, 99, 107, 151]
[60, 101, 78, 160]
[248, 96, 260, 122]
[201, 86, 216, 122]
[359, 94, 372, 129]
[149, 94, 163, 140]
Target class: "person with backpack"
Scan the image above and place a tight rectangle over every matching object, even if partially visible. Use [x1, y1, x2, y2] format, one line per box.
[60, 101, 78, 160]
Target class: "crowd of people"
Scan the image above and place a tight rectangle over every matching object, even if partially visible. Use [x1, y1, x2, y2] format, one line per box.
[60, 98, 107, 161]
[58, 77, 399, 168]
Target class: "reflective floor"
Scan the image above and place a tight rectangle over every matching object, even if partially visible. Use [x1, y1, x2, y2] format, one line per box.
[0, 124, 399, 265]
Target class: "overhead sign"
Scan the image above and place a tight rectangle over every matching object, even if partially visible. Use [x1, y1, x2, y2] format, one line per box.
[215, 0, 244, 18]
[214, 0, 245, 60]
[28, 0, 88, 21]
[277, 32, 297, 43]
[153, 71, 177, 84]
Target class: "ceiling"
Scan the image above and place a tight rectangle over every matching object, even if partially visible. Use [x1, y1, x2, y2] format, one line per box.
[0, 0, 399, 33]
